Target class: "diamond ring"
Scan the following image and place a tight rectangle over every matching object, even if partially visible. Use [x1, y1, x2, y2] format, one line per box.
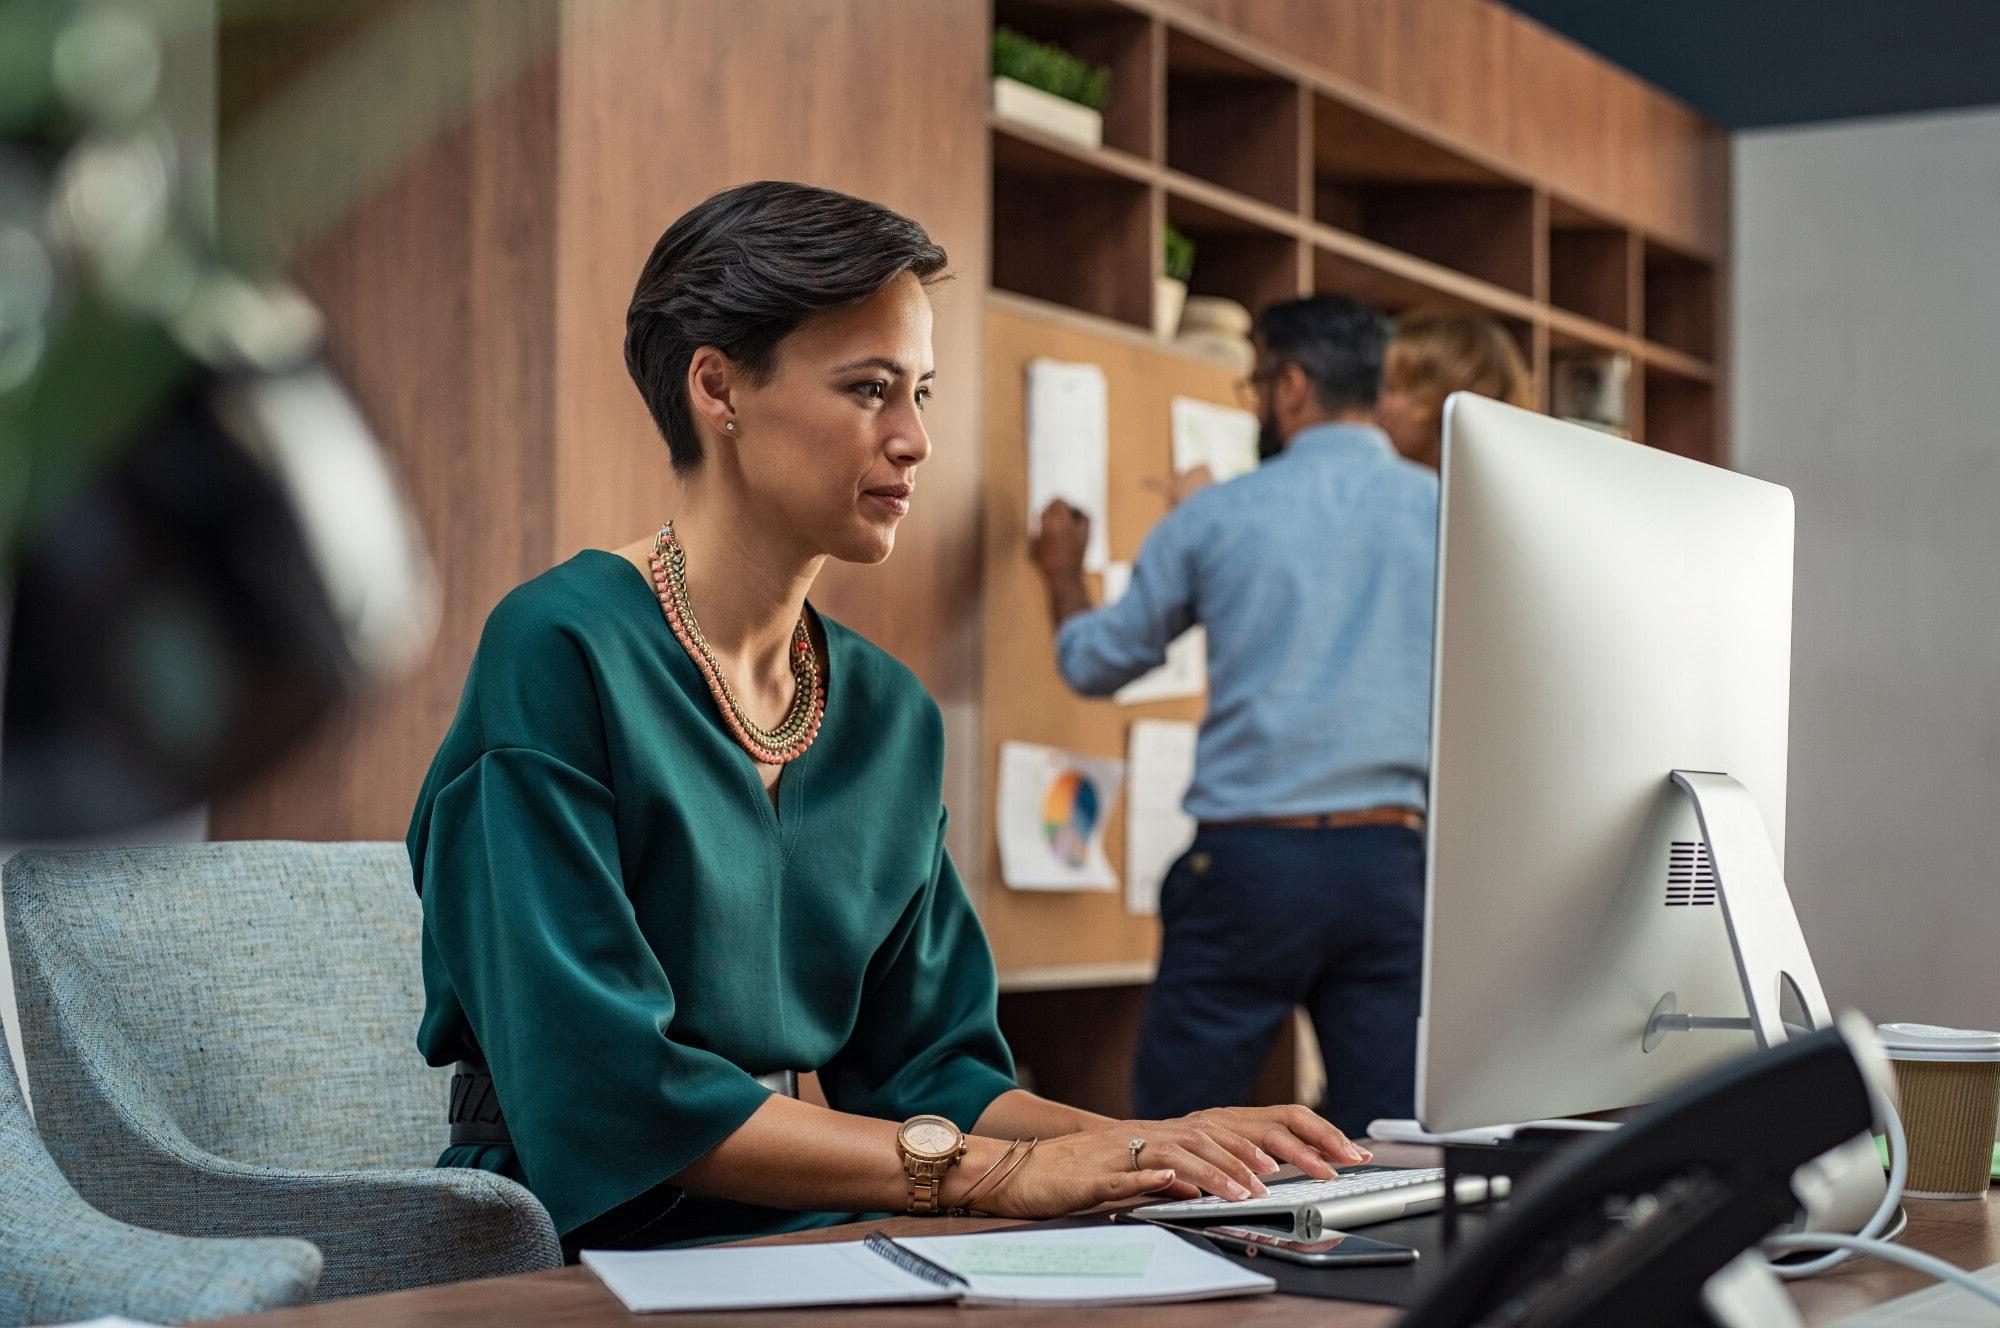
[1127, 1137, 1146, 1170]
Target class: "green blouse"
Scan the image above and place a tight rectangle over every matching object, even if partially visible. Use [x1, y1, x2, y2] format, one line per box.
[408, 551, 1015, 1247]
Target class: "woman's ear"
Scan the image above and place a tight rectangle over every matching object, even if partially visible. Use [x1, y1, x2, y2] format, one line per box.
[687, 346, 737, 436]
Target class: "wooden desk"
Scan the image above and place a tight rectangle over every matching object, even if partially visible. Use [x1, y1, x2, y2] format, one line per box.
[210, 1145, 1998, 1328]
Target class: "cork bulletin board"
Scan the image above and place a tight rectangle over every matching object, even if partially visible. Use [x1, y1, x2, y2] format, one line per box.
[978, 292, 1244, 982]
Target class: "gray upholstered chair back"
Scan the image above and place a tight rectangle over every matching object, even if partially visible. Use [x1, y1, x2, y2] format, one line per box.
[4, 841, 442, 1170]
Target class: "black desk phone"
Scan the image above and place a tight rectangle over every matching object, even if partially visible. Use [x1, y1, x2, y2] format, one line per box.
[1402, 1019, 1880, 1328]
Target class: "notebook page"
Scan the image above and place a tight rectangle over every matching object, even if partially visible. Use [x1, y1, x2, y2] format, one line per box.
[893, 1225, 1274, 1306]
[581, 1243, 952, 1312]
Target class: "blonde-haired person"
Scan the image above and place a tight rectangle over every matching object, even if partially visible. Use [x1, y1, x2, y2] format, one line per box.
[1376, 309, 1535, 471]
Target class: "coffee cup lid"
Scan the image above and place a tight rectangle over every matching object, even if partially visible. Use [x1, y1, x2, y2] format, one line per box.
[1876, 1021, 2000, 1062]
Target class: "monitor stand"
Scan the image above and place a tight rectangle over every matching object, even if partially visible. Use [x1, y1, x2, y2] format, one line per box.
[1643, 770, 1833, 1054]
[1645, 770, 1885, 1242]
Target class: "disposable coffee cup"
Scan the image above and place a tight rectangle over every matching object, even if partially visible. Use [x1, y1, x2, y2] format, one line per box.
[1877, 1022, 2000, 1200]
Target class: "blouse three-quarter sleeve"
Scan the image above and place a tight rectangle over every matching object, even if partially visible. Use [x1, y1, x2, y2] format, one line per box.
[817, 809, 1017, 1132]
[409, 594, 774, 1237]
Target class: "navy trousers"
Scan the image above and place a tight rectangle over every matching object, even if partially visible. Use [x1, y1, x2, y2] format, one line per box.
[1132, 824, 1425, 1138]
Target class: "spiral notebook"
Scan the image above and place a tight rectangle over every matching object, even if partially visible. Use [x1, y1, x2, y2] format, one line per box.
[582, 1225, 1274, 1312]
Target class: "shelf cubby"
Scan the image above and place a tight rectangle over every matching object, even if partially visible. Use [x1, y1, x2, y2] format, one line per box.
[993, 0, 1160, 161]
[1311, 93, 1536, 299]
[1166, 184, 1305, 318]
[1643, 237, 1716, 363]
[992, 127, 1155, 330]
[1164, 27, 1303, 214]
[1549, 198, 1635, 333]
[1309, 224, 1535, 326]
[1642, 365, 1716, 463]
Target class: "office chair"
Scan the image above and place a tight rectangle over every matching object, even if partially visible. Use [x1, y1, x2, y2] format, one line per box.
[4, 841, 562, 1300]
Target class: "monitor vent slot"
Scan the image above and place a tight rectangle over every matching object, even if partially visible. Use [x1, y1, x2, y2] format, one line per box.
[1665, 841, 1718, 906]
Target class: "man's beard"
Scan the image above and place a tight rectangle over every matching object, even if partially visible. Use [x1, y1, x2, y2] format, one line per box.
[1256, 407, 1286, 460]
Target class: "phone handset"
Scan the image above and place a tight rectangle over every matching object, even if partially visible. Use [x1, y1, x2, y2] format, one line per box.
[1401, 1018, 1879, 1328]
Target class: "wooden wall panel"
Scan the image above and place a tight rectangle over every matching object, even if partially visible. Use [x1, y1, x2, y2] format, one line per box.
[1175, 0, 1729, 257]
[211, 10, 560, 842]
[213, 1, 992, 847]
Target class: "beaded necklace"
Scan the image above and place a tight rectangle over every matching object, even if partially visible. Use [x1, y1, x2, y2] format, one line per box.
[647, 522, 825, 765]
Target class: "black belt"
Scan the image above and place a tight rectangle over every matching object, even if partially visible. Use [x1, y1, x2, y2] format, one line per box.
[448, 1062, 802, 1148]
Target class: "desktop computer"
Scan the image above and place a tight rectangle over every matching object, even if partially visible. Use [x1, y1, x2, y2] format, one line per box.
[1413, 392, 1885, 1242]
[1417, 392, 1811, 1132]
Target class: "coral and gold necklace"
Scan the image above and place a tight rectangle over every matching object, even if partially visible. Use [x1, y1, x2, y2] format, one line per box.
[647, 522, 824, 764]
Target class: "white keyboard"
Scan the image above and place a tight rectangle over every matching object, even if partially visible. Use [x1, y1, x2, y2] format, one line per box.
[1134, 1166, 1509, 1240]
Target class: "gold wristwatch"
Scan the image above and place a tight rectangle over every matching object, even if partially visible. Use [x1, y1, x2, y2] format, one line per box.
[896, 1114, 966, 1214]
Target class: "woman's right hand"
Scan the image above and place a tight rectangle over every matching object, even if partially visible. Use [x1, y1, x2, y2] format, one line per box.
[968, 1105, 1360, 1219]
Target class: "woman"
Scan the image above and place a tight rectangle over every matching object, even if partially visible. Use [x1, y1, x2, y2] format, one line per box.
[408, 181, 1367, 1256]
[1376, 309, 1535, 470]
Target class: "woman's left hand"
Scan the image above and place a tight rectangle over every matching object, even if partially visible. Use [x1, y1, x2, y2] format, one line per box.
[1115, 1104, 1371, 1201]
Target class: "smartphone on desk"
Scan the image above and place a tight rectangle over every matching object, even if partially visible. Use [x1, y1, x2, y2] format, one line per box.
[1198, 1224, 1418, 1268]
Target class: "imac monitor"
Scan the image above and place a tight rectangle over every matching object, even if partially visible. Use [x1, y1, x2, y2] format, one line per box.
[1417, 394, 1808, 1132]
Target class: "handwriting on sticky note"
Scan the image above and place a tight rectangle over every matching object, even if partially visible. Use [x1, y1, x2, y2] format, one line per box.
[946, 1240, 1155, 1278]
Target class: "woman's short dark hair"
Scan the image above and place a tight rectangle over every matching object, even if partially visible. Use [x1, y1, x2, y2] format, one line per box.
[1254, 294, 1390, 413]
[625, 181, 950, 473]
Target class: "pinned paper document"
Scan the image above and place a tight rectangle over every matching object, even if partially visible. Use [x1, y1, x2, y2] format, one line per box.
[998, 740, 1123, 892]
[1125, 720, 1198, 916]
[1102, 562, 1205, 705]
[1027, 359, 1111, 572]
[1170, 396, 1260, 484]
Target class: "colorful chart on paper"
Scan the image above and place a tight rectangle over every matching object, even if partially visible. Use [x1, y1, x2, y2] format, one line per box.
[1041, 769, 1102, 868]
[997, 740, 1123, 892]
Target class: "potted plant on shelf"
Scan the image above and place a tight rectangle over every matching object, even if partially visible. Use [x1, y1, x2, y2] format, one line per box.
[1156, 222, 1194, 339]
[991, 26, 1111, 150]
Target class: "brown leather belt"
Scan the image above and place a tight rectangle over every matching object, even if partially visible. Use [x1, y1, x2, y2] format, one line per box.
[1199, 805, 1425, 834]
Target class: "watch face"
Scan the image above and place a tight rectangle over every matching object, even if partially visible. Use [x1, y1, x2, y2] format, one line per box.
[901, 1117, 960, 1158]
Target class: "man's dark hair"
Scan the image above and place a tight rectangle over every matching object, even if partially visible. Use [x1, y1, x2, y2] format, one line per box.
[625, 181, 949, 473]
[1254, 295, 1390, 413]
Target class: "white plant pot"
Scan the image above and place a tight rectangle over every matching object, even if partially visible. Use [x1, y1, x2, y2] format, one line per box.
[1153, 275, 1188, 340]
[992, 76, 1103, 150]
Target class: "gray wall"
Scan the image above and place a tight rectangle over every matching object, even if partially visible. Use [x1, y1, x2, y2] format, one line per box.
[1734, 106, 2000, 1033]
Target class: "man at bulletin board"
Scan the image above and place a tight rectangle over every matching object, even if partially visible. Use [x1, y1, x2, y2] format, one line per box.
[1031, 295, 1437, 1137]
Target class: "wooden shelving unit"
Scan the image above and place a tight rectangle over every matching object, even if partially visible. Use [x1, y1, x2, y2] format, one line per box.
[981, 1, 1726, 1046]
[988, 0, 1724, 462]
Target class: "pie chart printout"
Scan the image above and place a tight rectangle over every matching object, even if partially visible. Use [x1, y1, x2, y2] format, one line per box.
[1042, 770, 1102, 869]
[996, 740, 1125, 892]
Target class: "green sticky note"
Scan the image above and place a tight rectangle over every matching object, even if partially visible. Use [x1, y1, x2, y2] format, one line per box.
[945, 1240, 1155, 1278]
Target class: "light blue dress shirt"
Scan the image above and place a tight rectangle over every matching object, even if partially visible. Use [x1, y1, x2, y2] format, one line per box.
[1056, 423, 1438, 823]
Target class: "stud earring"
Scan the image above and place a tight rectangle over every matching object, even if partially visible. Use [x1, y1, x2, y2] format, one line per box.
[724, 420, 735, 432]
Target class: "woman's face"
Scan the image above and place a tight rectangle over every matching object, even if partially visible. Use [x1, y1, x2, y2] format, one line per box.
[726, 272, 935, 565]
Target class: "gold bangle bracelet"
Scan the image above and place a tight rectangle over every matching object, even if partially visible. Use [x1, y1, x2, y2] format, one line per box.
[968, 1136, 1039, 1212]
[949, 1138, 1026, 1215]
